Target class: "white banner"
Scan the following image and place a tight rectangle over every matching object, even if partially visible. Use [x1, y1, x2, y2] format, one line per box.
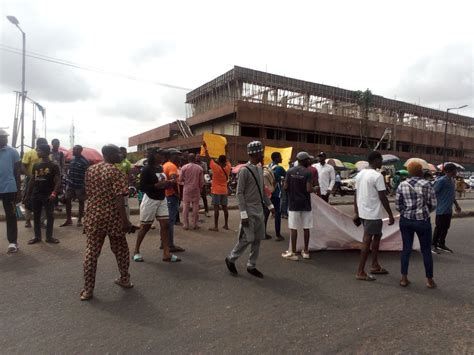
[292, 195, 419, 251]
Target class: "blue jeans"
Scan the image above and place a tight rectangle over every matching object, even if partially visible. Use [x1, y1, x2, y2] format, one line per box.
[264, 196, 281, 236]
[400, 217, 433, 278]
[167, 195, 179, 247]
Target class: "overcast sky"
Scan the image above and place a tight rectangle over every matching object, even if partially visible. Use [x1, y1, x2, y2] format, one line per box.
[1, 0, 473, 151]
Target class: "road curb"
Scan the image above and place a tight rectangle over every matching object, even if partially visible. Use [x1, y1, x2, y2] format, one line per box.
[1, 207, 473, 221]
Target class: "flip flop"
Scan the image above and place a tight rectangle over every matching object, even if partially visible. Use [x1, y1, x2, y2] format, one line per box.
[163, 255, 181, 263]
[133, 254, 144, 262]
[356, 274, 376, 281]
[370, 267, 389, 275]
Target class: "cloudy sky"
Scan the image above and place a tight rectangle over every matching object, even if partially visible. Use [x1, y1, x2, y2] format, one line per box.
[1, 0, 473, 151]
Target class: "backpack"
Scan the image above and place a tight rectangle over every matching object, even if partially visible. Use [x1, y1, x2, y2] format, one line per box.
[263, 165, 276, 197]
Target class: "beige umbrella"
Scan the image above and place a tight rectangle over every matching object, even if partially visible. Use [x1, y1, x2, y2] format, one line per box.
[326, 158, 345, 169]
[355, 161, 369, 171]
[404, 158, 430, 170]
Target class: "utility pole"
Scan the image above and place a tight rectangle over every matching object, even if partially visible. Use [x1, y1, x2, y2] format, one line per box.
[6, 15, 26, 157]
[443, 105, 468, 170]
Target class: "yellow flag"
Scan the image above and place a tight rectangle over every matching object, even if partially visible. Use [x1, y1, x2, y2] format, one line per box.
[264, 146, 293, 170]
[200, 132, 227, 158]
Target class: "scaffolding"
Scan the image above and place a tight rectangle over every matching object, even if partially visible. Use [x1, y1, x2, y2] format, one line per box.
[186, 66, 474, 138]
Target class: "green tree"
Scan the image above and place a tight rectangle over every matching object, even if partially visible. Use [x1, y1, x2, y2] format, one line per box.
[354, 89, 373, 149]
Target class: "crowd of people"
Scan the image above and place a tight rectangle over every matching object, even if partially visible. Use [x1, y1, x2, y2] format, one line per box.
[0, 128, 464, 300]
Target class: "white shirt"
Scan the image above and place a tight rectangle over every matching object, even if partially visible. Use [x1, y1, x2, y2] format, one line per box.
[355, 169, 386, 220]
[313, 163, 336, 194]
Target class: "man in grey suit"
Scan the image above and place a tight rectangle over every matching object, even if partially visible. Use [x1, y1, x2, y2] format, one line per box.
[225, 141, 275, 278]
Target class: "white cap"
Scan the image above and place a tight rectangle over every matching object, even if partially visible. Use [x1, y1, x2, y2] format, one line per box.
[0, 128, 9, 137]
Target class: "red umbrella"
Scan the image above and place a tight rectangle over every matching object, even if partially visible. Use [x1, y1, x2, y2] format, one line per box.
[65, 147, 103, 164]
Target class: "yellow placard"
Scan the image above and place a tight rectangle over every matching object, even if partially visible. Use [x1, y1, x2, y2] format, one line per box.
[200, 132, 227, 158]
[264, 146, 293, 170]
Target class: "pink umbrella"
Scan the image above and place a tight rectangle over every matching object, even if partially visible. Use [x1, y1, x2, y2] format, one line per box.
[65, 147, 103, 164]
[232, 164, 246, 174]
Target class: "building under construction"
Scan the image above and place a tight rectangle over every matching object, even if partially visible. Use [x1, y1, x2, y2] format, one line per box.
[129, 66, 474, 168]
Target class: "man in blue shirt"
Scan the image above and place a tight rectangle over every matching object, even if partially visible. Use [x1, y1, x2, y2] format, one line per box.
[432, 163, 461, 253]
[0, 129, 21, 253]
[264, 152, 286, 241]
[61, 145, 89, 227]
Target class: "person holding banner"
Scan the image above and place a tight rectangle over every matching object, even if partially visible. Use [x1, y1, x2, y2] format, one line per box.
[354, 151, 394, 281]
[225, 141, 274, 278]
[202, 142, 231, 232]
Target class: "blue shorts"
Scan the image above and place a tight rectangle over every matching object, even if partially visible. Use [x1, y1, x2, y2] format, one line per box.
[211, 194, 228, 206]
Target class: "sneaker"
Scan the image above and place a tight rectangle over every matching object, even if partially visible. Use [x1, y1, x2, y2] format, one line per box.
[281, 251, 299, 261]
[205, 212, 210, 218]
[438, 245, 454, 253]
[431, 247, 440, 255]
[301, 251, 311, 259]
[7, 243, 18, 253]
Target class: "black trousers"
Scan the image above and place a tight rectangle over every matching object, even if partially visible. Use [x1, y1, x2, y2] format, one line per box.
[432, 214, 452, 247]
[0, 193, 18, 244]
[32, 195, 55, 240]
[201, 187, 209, 213]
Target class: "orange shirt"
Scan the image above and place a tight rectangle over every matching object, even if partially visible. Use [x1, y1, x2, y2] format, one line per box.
[163, 161, 179, 197]
[210, 160, 231, 195]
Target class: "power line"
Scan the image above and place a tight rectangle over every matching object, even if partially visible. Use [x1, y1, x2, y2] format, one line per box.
[0, 44, 191, 91]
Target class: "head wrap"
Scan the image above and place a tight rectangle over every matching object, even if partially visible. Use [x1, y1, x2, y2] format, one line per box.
[407, 161, 423, 176]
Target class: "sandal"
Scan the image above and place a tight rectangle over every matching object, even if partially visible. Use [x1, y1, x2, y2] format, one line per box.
[114, 279, 134, 289]
[80, 290, 93, 301]
[163, 255, 181, 262]
[370, 267, 389, 275]
[426, 281, 437, 289]
[133, 254, 144, 262]
[399, 280, 411, 287]
[356, 274, 376, 281]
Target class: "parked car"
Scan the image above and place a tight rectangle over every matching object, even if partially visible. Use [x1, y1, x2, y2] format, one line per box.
[341, 172, 358, 195]
[465, 176, 474, 189]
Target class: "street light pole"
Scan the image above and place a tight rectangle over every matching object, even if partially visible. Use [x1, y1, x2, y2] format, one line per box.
[6, 15, 26, 158]
[443, 104, 468, 170]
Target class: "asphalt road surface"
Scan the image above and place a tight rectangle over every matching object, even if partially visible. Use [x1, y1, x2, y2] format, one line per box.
[1, 207, 473, 353]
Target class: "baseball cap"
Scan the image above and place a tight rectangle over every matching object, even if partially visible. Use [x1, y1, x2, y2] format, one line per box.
[0, 128, 9, 136]
[296, 151, 311, 161]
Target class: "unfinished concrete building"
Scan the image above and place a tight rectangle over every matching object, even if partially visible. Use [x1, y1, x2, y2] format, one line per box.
[129, 66, 474, 168]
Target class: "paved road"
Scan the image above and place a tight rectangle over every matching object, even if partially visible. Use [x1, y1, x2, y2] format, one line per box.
[0, 208, 473, 353]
